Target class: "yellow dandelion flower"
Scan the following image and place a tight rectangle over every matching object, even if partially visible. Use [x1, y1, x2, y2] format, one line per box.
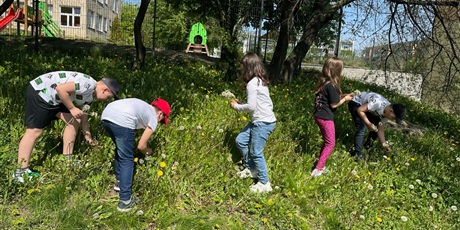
[411, 157, 415, 161]
[368, 172, 372, 176]
[157, 170, 164, 176]
[225, 101, 229, 104]
[201, 132, 205, 136]
[396, 167, 400, 171]
[160, 162, 166, 168]
[263, 218, 268, 224]
[377, 217, 382, 222]
[387, 157, 391, 161]
[134, 157, 139, 163]
[242, 116, 248, 121]
[356, 175, 360, 179]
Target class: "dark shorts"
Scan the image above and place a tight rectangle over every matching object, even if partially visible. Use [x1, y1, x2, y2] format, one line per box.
[25, 84, 70, 128]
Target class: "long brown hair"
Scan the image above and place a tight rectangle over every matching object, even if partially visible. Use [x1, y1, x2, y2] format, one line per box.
[315, 57, 344, 95]
[240, 53, 269, 87]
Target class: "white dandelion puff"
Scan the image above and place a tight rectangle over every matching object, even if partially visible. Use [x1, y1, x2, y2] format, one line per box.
[405, 162, 410, 166]
[401, 216, 408, 222]
[196, 125, 202, 130]
[429, 206, 434, 212]
[367, 185, 374, 190]
[178, 126, 185, 130]
[205, 95, 209, 99]
[218, 129, 224, 133]
[456, 157, 460, 162]
[416, 179, 422, 184]
[359, 215, 365, 220]
[451, 205, 457, 211]
[432, 193, 438, 199]
[409, 184, 414, 190]
[82, 105, 91, 112]
[351, 170, 357, 175]
[161, 154, 166, 159]
[221, 90, 236, 100]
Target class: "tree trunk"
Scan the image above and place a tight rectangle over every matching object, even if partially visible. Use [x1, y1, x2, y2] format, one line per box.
[132, 0, 150, 70]
[0, 0, 14, 15]
[269, 1, 296, 85]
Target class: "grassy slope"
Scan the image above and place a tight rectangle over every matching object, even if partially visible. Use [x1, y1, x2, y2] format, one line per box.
[0, 38, 459, 229]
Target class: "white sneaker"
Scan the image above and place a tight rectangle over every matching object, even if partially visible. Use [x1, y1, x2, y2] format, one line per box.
[12, 169, 41, 183]
[311, 167, 329, 177]
[250, 181, 273, 193]
[237, 168, 257, 179]
[113, 181, 120, 192]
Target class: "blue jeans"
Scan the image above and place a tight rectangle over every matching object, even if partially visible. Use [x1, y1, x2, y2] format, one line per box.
[236, 121, 276, 184]
[102, 120, 135, 201]
[348, 101, 380, 156]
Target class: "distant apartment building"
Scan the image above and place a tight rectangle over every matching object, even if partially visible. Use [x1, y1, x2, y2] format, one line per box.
[1, 0, 121, 41]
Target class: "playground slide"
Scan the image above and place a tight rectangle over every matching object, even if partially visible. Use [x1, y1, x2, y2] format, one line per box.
[39, 2, 63, 37]
[0, 7, 22, 31]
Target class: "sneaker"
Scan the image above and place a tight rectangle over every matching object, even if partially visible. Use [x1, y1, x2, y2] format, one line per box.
[236, 168, 257, 179]
[117, 196, 137, 212]
[13, 169, 41, 183]
[113, 181, 120, 192]
[354, 154, 364, 162]
[249, 181, 273, 193]
[311, 167, 330, 177]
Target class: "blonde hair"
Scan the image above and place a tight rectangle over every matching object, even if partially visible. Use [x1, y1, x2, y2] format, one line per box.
[316, 57, 344, 95]
[240, 53, 269, 87]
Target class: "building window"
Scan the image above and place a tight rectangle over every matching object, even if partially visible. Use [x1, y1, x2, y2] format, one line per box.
[60, 7, 80, 27]
[47, 5, 53, 17]
[87, 10, 94, 29]
[103, 17, 107, 32]
[112, 0, 119, 13]
[96, 14, 103, 31]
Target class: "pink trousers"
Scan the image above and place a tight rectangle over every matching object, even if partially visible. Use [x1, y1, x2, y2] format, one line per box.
[314, 117, 336, 170]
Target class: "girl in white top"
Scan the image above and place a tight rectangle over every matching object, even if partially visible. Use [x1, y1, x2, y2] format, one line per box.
[231, 53, 276, 193]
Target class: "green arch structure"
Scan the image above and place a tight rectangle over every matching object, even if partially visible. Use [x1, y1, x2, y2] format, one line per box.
[189, 22, 207, 45]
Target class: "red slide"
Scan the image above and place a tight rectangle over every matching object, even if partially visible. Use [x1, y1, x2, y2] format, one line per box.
[0, 7, 22, 31]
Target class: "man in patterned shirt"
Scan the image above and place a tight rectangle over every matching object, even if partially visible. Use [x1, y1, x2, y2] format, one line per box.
[14, 71, 121, 182]
[348, 91, 407, 161]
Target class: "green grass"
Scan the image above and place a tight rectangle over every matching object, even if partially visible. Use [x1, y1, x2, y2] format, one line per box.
[0, 37, 459, 229]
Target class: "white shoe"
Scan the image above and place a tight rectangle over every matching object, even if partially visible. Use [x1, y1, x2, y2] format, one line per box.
[237, 168, 257, 179]
[113, 181, 120, 192]
[311, 167, 329, 177]
[250, 181, 273, 193]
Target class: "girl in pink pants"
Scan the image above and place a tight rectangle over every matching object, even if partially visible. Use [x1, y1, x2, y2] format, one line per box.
[311, 57, 353, 177]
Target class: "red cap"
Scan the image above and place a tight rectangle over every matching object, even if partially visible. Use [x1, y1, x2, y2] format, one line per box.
[151, 98, 170, 125]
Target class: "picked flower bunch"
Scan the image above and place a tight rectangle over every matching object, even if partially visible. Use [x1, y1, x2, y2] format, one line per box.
[221, 90, 236, 100]
[351, 89, 361, 96]
[82, 105, 98, 117]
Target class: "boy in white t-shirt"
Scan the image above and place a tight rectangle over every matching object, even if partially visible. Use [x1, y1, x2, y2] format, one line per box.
[101, 98, 170, 212]
[348, 92, 407, 160]
[14, 71, 120, 182]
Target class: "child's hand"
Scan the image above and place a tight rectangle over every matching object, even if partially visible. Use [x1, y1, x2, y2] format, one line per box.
[70, 107, 84, 119]
[230, 99, 240, 108]
[368, 124, 378, 132]
[343, 94, 353, 101]
[382, 142, 392, 152]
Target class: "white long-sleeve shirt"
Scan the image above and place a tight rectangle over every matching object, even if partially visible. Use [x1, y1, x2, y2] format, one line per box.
[233, 77, 276, 123]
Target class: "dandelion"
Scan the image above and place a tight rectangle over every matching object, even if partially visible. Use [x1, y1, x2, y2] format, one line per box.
[387, 157, 391, 161]
[205, 95, 209, 99]
[367, 185, 374, 190]
[178, 126, 185, 130]
[405, 162, 410, 166]
[274, 186, 280, 189]
[351, 170, 357, 175]
[456, 157, 460, 162]
[138, 158, 145, 164]
[134, 158, 138, 163]
[401, 216, 408, 222]
[160, 162, 166, 168]
[409, 185, 414, 190]
[173, 161, 179, 167]
[242, 116, 248, 121]
[191, 83, 195, 86]
[161, 154, 166, 159]
[451, 205, 458, 211]
[383, 155, 387, 159]
[359, 215, 365, 220]
[429, 206, 434, 212]
[368, 172, 372, 176]
[196, 125, 202, 130]
[221, 90, 235, 100]
[136, 210, 144, 216]
[376, 217, 382, 222]
[431, 193, 438, 199]
[396, 167, 400, 171]
[157, 170, 164, 177]
[201, 132, 205, 136]
[218, 129, 224, 133]
[416, 179, 422, 184]
[411, 157, 415, 161]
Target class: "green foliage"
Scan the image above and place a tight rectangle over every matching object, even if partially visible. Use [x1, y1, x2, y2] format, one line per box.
[0, 38, 459, 229]
[109, 16, 123, 43]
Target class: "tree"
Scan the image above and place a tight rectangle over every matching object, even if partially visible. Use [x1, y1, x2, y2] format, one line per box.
[109, 16, 123, 43]
[132, 0, 151, 70]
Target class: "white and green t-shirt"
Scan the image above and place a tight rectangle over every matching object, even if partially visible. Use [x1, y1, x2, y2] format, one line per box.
[352, 92, 390, 117]
[30, 71, 97, 107]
